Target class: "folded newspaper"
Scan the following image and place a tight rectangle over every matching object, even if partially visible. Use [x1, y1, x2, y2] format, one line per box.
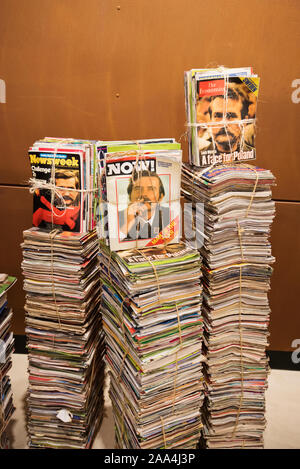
[184, 67, 260, 167]
[97, 140, 182, 251]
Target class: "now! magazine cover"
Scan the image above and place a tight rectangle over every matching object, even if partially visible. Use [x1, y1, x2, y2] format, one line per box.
[105, 148, 182, 251]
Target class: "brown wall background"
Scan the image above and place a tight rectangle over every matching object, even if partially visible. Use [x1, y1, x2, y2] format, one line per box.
[0, 0, 299, 350]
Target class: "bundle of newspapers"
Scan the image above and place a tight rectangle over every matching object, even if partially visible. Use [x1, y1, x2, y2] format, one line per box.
[28, 137, 99, 233]
[0, 275, 16, 449]
[97, 139, 182, 251]
[22, 228, 105, 449]
[182, 163, 275, 449]
[100, 242, 204, 448]
[184, 67, 259, 167]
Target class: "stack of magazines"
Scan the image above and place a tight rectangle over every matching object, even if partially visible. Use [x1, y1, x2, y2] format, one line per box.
[22, 228, 105, 449]
[0, 275, 16, 449]
[28, 137, 99, 233]
[184, 67, 260, 167]
[100, 243, 204, 449]
[97, 139, 182, 251]
[182, 163, 276, 448]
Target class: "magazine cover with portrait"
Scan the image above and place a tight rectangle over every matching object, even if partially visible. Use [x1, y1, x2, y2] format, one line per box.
[105, 150, 182, 251]
[195, 74, 259, 166]
[28, 149, 84, 232]
[184, 67, 260, 167]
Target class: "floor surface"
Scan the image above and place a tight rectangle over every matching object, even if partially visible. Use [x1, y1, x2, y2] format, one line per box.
[6, 354, 300, 449]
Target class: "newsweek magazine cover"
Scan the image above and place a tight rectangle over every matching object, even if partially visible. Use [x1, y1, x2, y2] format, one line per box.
[184, 67, 260, 167]
[104, 147, 182, 251]
[28, 138, 98, 233]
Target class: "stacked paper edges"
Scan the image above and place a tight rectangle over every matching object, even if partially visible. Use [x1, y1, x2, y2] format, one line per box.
[22, 228, 105, 449]
[182, 163, 275, 449]
[100, 242, 204, 449]
[0, 275, 16, 449]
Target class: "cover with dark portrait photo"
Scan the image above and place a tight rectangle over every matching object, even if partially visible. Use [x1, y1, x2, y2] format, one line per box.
[184, 67, 260, 167]
[28, 140, 86, 233]
[104, 146, 182, 251]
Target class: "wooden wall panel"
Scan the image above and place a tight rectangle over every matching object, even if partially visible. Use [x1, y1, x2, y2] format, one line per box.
[0, 187, 32, 334]
[0, 0, 300, 199]
[0, 1, 299, 349]
[269, 202, 300, 351]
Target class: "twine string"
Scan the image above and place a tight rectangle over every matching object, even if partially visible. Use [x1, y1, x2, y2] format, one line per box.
[160, 416, 167, 449]
[231, 166, 259, 439]
[136, 249, 161, 304]
[172, 303, 183, 414]
[49, 229, 62, 329]
[134, 143, 170, 251]
[0, 376, 5, 438]
[117, 297, 130, 383]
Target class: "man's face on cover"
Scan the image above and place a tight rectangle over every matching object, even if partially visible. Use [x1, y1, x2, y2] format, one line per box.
[197, 96, 211, 138]
[130, 176, 162, 213]
[55, 177, 79, 207]
[248, 92, 257, 118]
[209, 96, 244, 152]
[197, 97, 210, 123]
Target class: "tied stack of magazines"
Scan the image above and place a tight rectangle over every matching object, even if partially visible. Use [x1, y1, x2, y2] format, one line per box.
[0, 275, 16, 449]
[182, 163, 276, 448]
[184, 67, 259, 167]
[100, 243, 204, 448]
[21, 228, 105, 449]
[97, 139, 182, 251]
[29, 137, 99, 234]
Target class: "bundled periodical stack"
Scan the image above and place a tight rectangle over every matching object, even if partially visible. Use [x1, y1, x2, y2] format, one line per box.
[97, 138, 182, 251]
[0, 275, 16, 449]
[100, 242, 204, 449]
[29, 137, 99, 234]
[182, 163, 276, 449]
[22, 228, 105, 449]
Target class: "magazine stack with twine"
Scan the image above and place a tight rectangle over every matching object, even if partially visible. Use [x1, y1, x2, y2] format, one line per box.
[22, 140, 105, 448]
[182, 66, 276, 448]
[0, 275, 16, 449]
[99, 146, 204, 449]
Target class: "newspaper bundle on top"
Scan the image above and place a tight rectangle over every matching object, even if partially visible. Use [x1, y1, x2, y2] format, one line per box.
[184, 67, 260, 167]
[28, 137, 98, 233]
[97, 140, 182, 251]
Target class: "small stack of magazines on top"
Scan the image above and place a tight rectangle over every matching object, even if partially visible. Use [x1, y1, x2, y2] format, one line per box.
[184, 67, 260, 167]
[28, 137, 99, 234]
[22, 228, 105, 449]
[182, 163, 276, 448]
[100, 242, 204, 449]
[0, 275, 16, 449]
[97, 139, 182, 251]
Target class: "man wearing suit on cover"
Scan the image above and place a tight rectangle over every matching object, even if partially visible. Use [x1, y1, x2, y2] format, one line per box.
[119, 170, 170, 241]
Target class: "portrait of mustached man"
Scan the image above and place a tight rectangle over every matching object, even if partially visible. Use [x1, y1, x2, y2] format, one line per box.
[118, 170, 170, 241]
[206, 85, 254, 154]
[32, 169, 81, 232]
